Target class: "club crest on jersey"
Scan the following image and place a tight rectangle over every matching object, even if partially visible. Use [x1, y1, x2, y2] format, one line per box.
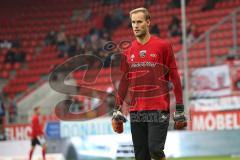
[130, 54, 135, 61]
[139, 50, 146, 58]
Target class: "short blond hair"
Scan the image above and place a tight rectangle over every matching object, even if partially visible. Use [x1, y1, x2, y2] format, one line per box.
[129, 7, 150, 20]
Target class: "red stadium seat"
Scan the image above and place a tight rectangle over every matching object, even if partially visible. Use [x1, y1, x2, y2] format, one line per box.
[1, 0, 239, 98]
[1, 71, 9, 79]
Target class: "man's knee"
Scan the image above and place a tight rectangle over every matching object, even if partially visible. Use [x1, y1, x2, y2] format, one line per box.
[149, 144, 165, 160]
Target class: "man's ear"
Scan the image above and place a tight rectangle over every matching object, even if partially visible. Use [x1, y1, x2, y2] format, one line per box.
[147, 19, 151, 27]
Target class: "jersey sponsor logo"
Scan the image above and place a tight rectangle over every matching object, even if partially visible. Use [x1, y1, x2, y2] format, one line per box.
[139, 50, 146, 58]
[130, 62, 157, 68]
[150, 53, 157, 57]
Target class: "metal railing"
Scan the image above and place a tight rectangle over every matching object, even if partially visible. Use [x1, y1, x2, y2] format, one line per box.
[177, 6, 240, 112]
[177, 7, 240, 69]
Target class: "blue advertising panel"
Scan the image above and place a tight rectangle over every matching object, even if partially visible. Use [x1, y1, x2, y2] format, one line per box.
[46, 121, 60, 139]
[60, 117, 131, 138]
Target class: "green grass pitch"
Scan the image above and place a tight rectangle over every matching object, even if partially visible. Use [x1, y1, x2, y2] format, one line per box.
[168, 156, 240, 160]
[118, 156, 240, 160]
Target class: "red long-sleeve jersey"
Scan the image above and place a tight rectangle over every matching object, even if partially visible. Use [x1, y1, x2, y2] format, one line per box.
[116, 36, 183, 112]
[31, 115, 44, 138]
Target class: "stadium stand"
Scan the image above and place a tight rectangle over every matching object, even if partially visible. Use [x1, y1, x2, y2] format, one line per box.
[0, 1, 240, 160]
[0, 0, 240, 118]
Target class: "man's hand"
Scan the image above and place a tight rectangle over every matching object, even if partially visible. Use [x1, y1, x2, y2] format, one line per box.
[173, 104, 187, 130]
[111, 109, 127, 134]
[173, 111, 187, 130]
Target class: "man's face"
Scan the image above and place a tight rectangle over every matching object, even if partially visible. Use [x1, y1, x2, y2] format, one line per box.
[35, 107, 40, 115]
[131, 12, 150, 38]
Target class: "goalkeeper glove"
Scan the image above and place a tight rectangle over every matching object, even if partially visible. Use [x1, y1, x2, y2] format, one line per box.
[111, 108, 127, 134]
[173, 104, 187, 130]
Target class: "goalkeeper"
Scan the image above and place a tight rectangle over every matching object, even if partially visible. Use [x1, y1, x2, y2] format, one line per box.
[112, 7, 187, 160]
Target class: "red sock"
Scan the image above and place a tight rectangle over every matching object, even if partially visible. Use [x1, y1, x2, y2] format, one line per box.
[29, 148, 34, 160]
[42, 147, 46, 160]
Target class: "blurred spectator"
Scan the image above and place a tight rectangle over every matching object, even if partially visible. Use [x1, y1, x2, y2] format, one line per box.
[99, 29, 111, 41]
[56, 28, 68, 57]
[104, 14, 115, 31]
[168, 16, 181, 37]
[201, 0, 219, 11]
[44, 30, 57, 46]
[88, 27, 99, 37]
[8, 100, 17, 123]
[112, 8, 125, 26]
[102, 0, 121, 5]
[71, 10, 81, 21]
[0, 94, 5, 118]
[183, 22, 201, 45]
[11, 39, 21, 48]
[0, 40, 12, 49]
[15, 48, 26, 62]
[76, 37, 85, 48]
[0, 93, 5, 141]
[104, 9, 126, 32]
[75, 37, 86, 55]
[49, 16, 113, 65]
[150, 24, 160, 37]
[83, 9, 92, 21]
[4, 48, 16, 64]
[89, 31, 100, 49]
[99, 49, 113, 68]
[17, 51, 25, 63]
[4, 48, 26, 64]
[67, 36, 77, 57]
[144, 0, 155, 8]
[75, 44, 85, 56]
[167, 0, 189, 9]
